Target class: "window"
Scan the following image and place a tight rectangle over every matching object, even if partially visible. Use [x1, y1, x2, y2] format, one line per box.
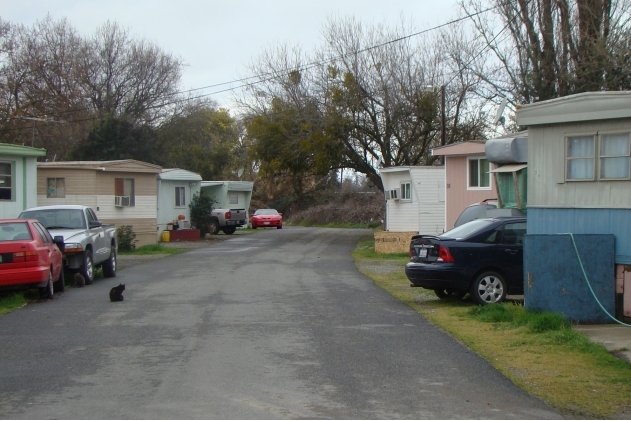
[33, 223, 51, 244]
[566, 133, 631, 181]
[0, 162, 13, 201]
[229, 192, 239, 204]
[600, 133, 630, 179]
[400, 181, 411, 200]
[501, 222, 527, 245]
[175, 187, 186, 207]
[47, 178, 65, 198]
[114, 178, 135, 206]
[566, 135, 595, 180]
[468, 158, 490, 189]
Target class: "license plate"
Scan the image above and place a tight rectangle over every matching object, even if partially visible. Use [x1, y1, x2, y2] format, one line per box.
[264, 222, 270, 225]
[419, 248, 427, 258]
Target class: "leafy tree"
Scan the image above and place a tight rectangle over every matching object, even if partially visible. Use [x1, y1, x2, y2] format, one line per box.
[69, 115, 162, 162]
[246, 97, 342, 200]
[157, 107, 240, 180]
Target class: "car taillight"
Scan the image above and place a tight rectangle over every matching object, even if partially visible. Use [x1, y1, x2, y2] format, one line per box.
[437, 246, 455, 262]
[13, 251, 39, 262]
[409, 246, 415, 259]
[225, 211, 231, 219]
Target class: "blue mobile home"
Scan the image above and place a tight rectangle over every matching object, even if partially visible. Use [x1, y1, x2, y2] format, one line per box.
[517, 92, 631, 323]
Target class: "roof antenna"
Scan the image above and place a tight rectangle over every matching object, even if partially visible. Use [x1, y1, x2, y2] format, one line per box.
[493, 98, 508, 126]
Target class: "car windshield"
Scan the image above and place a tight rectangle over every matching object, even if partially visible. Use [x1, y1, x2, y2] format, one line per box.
[440, 219, 495, 240]
[0, 222, 32, 241]
[254, 209, 278, 215]
[19, 209, 85, 230]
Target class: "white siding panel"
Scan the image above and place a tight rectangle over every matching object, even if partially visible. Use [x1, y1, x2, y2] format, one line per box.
[97, 195, 157, 219]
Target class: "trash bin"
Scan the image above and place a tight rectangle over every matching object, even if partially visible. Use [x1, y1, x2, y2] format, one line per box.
[161, 230, 170, 242]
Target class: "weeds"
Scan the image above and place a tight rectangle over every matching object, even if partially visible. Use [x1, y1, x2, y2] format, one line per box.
[0, 293, 28, 315]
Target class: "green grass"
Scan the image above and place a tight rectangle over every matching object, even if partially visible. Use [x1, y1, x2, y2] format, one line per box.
[0, 292, 29, 315]
[353, 234, 631, 418]
[118, 244, 185, 255]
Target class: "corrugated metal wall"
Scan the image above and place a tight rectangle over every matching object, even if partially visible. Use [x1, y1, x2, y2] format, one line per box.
[524, 234, 615, 323]
[527, 208, 631, 264]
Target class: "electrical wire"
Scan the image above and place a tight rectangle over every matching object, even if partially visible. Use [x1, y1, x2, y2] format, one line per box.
[0, 4, 502, 133]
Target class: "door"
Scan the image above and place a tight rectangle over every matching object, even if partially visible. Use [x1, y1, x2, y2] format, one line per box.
[497, 221, 526, 292]
[86, 208, 108, 262]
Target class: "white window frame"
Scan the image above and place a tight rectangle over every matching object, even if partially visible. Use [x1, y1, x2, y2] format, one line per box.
[400, 181, 412, 201]
[565, 131, 631, 182]
[47, 178, 65, 198]
[115, 178, 135, 207]
[467, 157, 492, 190]
[175, 186, 186, 207]
[0, 161, 13, 201]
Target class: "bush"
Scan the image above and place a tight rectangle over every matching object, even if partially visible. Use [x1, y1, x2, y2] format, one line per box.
[117, 225, 137, 251]
[189, 192, 217, 234]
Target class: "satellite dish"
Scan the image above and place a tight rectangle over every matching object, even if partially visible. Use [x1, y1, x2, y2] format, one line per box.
[493, 98, 508, 126]
[237, 168, 244, 178]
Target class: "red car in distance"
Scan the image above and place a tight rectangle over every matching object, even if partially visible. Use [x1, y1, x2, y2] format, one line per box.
[0, 219, 65, 299]
[250, 209, 283, 229]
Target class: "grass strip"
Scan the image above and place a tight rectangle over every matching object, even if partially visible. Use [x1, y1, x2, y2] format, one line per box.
[353, 235, 631, 418]
[118, 244, 186, 255]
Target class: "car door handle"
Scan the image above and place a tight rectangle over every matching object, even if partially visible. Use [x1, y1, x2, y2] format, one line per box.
[504, 249, 518, 254]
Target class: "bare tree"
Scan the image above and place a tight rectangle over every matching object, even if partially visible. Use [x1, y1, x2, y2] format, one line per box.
[460, 0, 631, 105]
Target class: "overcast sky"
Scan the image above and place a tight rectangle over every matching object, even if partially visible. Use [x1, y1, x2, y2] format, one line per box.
[2, 0, 463, 109]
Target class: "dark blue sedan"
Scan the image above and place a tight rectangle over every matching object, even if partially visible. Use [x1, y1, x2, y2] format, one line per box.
[405, 217, 526, 305]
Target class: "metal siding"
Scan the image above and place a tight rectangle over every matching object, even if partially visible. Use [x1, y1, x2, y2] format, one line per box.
[527, 208, 631, 264]
[529, 120, 631, 208]
[445, 156, 496, 229]
[524, 234, 615, 323]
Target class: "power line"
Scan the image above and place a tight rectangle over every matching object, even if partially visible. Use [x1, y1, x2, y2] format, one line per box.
[1, 4, 501, 133]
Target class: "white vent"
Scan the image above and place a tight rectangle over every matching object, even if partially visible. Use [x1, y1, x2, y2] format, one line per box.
[115, 196, 131, 207]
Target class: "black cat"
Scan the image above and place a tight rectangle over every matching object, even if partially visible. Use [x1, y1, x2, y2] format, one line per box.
[73, 273, 85, 288]
[109, 284, 125, 302]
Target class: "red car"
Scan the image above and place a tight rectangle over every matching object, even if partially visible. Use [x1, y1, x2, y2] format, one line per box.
[250, 209, 283, 229]
[0, 219, 65, 299]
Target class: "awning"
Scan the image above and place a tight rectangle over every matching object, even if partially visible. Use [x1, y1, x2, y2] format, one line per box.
[489, 163, 527, 173]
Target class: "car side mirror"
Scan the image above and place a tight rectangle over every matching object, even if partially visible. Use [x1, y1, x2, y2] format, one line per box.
[89, 221, 102, 229]
[53, 235, 65, 251]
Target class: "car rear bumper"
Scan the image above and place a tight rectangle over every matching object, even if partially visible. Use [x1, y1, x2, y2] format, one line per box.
[0, 267, 49, 288]
[405, 262, 470, 290]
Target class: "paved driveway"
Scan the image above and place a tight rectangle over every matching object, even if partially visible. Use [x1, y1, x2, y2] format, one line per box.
[0, 227, 560, 419]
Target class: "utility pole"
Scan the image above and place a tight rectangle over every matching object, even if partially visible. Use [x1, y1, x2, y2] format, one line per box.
[440, 85, 446, 147]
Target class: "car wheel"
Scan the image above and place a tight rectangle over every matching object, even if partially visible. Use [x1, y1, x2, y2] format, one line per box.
[40, 271, 54, 299]
[103, 247, 116, 278]
[470, 271, 507, 305]
[434, 288, 466, 300]
[208, 220, 220, 235]
[222, 226, 236, 235]
[82, 250, 94, 285]
[277, 224, 282, 229]
[53, 267, 65, 293]
[252, 225, 257, 229]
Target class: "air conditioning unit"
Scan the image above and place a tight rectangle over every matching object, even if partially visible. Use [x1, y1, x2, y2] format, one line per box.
[390, 188, 400, 200]
[115, 196, 131, 207]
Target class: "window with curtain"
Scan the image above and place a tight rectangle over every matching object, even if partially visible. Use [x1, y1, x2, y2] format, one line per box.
[175, 186, 186, 206]
[47, 178, 65, 198]
[600, 133, 630, 179]
[468, 158, 490, 188]
[0, 162, 12, 201]
[566, 135, 595, 180]
[114, 178, 135, 206]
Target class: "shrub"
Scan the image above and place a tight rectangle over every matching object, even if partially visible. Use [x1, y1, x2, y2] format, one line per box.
[117, 225, 137, 251]
[189, 192, 217, 234]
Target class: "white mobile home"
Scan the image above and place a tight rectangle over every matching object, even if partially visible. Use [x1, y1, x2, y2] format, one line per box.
[379, 166, 445, 234]
[157, 168, 202, 237]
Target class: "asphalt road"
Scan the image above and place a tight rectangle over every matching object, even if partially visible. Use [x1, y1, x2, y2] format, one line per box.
[0, 227, 561, 419]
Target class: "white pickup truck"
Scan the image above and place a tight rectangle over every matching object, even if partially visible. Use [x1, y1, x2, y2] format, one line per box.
[207, 208, 247, 235]
[19, 205, 117, 285]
